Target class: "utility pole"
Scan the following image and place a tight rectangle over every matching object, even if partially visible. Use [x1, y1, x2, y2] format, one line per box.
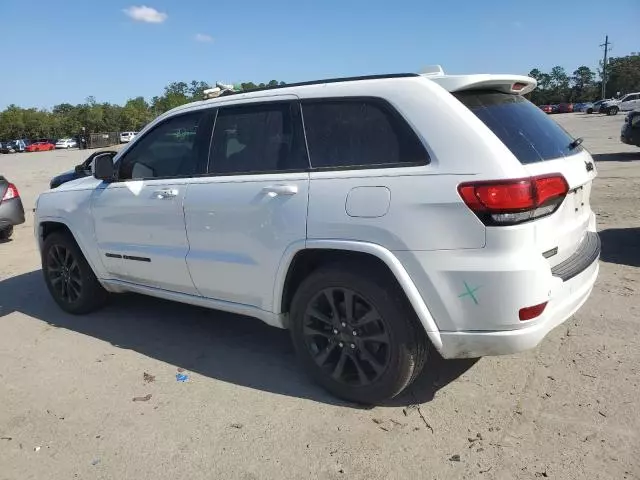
[600, 35, 611, 99]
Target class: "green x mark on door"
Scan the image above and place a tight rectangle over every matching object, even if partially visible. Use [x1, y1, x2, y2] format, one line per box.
[458, 281, 481, 305]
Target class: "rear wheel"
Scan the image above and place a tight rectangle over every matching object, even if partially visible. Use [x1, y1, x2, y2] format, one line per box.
[607, 106, 619, 116]
[586, 108, 593, 114]
[42, 232, 108, 314]
[290, 264, 428, 404]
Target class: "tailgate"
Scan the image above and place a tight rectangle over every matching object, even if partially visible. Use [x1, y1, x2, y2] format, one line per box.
[454, 89, 597, 269]
[523, 150, 596, 267]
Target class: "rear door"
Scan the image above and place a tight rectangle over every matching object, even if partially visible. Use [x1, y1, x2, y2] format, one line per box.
[184, 97, 310, 311]
[456, 90, 596, 267]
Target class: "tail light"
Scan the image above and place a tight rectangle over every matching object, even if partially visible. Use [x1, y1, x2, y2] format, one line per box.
[1, 183, 19, 203]
[458, 174, 568, 226]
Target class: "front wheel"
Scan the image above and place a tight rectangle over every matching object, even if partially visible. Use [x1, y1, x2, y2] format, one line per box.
[290, 264, 428, 404]
[42, 232, 108, 314]
[0, 226, 13, 241]
[607, 106, 619, 116]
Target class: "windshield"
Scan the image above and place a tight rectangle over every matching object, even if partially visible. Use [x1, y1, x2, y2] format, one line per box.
[455, 90, 581, 164]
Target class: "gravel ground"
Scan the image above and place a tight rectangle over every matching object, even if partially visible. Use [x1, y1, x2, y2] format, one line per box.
[1, 114, 639, 480]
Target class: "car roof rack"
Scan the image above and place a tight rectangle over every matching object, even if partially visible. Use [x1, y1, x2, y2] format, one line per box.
[203, 73, 421, 99]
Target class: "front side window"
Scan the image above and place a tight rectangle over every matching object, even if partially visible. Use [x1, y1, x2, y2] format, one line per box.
[118, 111, 208, 180]
[301, 99, 429, 169]
[208, 102, 308, 175]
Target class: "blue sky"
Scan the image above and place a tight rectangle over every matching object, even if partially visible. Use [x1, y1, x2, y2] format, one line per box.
[0, 0, 638, 109]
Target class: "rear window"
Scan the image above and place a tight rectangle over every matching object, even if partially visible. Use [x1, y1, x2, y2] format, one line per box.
[455, 91, 581, 164]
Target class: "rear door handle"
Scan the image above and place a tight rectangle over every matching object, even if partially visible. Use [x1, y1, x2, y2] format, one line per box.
[153, 188, 178, 199]
[262, 185, 298, 197]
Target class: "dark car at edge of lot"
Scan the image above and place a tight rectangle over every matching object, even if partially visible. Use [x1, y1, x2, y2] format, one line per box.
[49, 150, 118, 189]
[621, 110, 640, 147]
[0, 176, 26, 240]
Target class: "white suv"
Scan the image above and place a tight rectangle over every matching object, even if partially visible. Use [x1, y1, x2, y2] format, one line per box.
[34, 71, 600, 403]
[601, 92, 640, 115]
[119, 131, 138, 143]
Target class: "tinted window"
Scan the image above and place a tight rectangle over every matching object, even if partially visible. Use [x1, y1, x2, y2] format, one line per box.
[209, 102, 307, 175]
[302, 99, 428, 169]
[118, 111, 209, 180]
[456, 91, 580, 164]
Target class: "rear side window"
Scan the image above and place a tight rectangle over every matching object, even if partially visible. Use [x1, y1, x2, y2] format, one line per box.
[456, 91, 580, 164]
[209, 102, 308, 175]
[301, 99, 428, 169]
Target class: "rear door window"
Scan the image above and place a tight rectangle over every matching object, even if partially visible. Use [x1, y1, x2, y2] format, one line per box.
[208, 101, 308, 175]
[301, 99, 429, 169]
[455, 90, 581, 164]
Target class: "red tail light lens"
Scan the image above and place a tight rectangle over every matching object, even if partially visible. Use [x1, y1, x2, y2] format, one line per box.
[519, 302, 548, 321]
[458, 175, 568, 225]
[1, 183, 19, 202]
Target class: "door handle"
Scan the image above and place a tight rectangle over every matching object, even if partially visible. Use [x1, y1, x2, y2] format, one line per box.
[153, 188, 178, 199]
[262, 185, 298, 197]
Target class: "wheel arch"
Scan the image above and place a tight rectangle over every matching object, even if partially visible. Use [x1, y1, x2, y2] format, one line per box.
[274, 240, 442, 350]
[38, 217, 102, 278]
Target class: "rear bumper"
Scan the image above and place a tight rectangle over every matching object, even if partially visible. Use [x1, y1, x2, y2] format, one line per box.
[393, 223, 600, 359]
[0, 197, 26, 228]
[438, 256, 598, 358]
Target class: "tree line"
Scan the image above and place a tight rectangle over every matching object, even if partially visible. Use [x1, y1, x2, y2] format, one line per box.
[0, 79, 285, 141]
[1, 53, 639, 140]
[526, 54, 640, 105]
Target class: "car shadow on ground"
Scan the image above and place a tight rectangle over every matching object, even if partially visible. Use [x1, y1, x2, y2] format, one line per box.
[592, 152, 640, 162]
[599, 227, 640, 268]
[0, 270, 477, 408]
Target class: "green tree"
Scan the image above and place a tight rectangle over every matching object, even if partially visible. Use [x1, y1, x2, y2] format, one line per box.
[605, 54, 640, 98]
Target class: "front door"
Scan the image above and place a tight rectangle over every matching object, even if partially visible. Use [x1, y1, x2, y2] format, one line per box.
[92, 109, 214, 294]
[184, 98, 310, 311]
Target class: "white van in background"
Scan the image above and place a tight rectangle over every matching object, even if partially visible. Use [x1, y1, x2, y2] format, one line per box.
[119, 131, 138, 143]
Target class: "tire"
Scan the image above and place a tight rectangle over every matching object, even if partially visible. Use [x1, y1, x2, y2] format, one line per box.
[0, 226, 13, 241]
[607, 106, 619, 116]
[290, 263, 429, 404]
[42, 231, 108, 314]
[586, 108, 593, 114]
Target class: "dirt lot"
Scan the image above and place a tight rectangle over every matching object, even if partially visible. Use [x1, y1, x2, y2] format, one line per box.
[1, 115, 639, 480]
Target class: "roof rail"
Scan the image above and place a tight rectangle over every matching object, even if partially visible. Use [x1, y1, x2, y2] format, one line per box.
[203, 73, 421, 98]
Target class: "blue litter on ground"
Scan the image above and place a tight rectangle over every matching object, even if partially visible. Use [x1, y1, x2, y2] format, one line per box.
[176, 373, 189, 382]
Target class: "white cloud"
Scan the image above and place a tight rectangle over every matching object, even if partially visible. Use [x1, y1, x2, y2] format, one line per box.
[194, 33, 214, 43]
[123, 5, 168, 23]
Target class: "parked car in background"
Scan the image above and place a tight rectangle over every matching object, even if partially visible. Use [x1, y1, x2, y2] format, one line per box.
[601, 93, 640, 116]
[540, 105, 554, 114]
[1, 139, 30, 153]
[55, 138, 78, 149]
[49, 150, 118, 189]
[573, 103, 590, 112]
[0, 176, 25, 240]
[120, 131, 138, 143]
[26, 140, 55, 152]
[621, 110, 640, 147]
[586, 100, 610, 114]
[556, 103, 574, 113]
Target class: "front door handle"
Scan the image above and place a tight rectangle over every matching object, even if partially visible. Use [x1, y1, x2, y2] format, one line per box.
[262, 185, 298, 197]
[153, 188, 178, 199]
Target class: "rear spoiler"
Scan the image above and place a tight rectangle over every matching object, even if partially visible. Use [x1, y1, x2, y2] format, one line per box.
[426, 74, 537, 95]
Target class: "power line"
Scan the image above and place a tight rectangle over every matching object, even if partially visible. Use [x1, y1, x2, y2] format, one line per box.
[600, 35, 611, 99]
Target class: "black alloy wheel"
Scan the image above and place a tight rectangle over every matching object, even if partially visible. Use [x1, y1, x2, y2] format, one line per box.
[46, 243, 83, 304]
[302, 287, 391, 387]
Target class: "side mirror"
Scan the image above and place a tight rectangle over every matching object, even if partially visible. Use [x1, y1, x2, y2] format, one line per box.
[92, 153, 115, 181]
